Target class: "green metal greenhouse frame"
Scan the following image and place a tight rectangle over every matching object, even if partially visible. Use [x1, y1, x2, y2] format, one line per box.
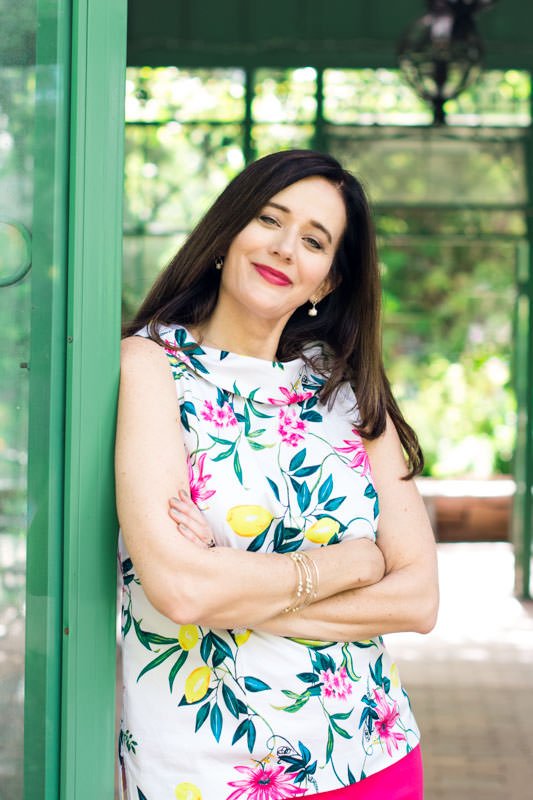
[1, 0, 531, 796]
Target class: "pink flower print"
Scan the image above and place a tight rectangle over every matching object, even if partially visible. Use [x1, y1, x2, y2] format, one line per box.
[188, 452, 216, 506]
[319, 667, 353, 701]
[200, 400, 238, 429]
[268, 385, 314, 406]
[164, 343, 191, 368]
[335, 429, 371, 476]
[373, 688, 407, 756]
[277, 408, 307, 447]
[227, 763, 305, 800]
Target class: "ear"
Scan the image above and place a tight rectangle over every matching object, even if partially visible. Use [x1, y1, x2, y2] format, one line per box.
[316, 272, 339, 302]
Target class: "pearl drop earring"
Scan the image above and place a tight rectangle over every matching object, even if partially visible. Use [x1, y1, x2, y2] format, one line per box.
[215, 256, 224, 270]
[308, 298, 318, 317]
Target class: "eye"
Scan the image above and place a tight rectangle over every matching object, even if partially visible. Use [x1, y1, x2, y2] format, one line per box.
[304, 236, 324, 251]
[258, 214, 279, 226]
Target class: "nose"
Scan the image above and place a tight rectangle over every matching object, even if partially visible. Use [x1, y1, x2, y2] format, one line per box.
[269, 228, 296, 262]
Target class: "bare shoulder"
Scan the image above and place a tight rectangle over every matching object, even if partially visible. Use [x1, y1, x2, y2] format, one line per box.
[120, 334, 177, 388]
[363, 413, 408, 481]
[120, 334, 169, 370]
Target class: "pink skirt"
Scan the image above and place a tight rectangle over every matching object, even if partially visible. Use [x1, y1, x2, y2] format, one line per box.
[310, 746, 423, 799]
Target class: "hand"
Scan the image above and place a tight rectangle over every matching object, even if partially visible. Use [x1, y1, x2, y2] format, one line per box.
[168, 490, 217, 549]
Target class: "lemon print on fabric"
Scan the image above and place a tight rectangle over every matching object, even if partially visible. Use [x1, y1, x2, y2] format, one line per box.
[175, 782, 202, 800]
[390, 662, 401, 688]
[304, 517, 340, 544]
[178, 625, 199, 651]
[234, 628, 252, 646]
[184, 666, 211, 703]
[226, 505, 273, 537]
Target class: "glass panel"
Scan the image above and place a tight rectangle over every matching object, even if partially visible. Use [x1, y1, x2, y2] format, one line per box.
[124, 123, 244, 234]
[324, 69, 531, 127]
[253, 68, 317, 122]
[0, 10, 35, 798]
[122, 233, 186, 320]
[381, 237, 517, 478]
[252, 123, 314, 158]
[125, 67, 246, 122]
[324, 69, 431, 126]
[327, 127, 527, 206]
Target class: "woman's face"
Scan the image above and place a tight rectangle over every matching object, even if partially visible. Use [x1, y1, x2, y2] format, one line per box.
[218, 176, 347, 324]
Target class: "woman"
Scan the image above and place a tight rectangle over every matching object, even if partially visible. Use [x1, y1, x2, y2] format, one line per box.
[116, 149, 438, 800]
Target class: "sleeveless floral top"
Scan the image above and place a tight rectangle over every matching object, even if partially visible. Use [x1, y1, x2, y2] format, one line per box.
[118, 324, 420, 800]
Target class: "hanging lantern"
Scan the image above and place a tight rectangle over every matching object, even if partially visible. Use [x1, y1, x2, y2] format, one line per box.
[398, 0, 498, 125]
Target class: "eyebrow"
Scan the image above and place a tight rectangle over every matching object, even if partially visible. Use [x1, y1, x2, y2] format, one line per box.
[265, 201, 333, 245]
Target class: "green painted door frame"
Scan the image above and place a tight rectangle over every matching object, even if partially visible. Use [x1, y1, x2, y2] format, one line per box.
[24, 1, 127, 797]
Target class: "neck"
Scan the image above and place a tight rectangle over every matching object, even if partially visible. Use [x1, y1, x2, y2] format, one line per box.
[191, 306, 290, 361]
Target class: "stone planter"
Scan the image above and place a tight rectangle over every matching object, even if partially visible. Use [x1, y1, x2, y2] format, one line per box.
[415, 477, 515, 542]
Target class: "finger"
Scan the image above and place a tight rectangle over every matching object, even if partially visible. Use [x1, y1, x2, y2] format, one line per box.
[169, 507, 213, 545]
[176, 522, 208, 549]
[169, 498, 211, 531]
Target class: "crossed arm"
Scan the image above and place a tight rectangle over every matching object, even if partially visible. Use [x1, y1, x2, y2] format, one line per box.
[116, 336, 439, 641]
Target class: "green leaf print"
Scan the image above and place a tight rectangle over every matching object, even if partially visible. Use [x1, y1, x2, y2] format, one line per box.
[211, 633, 234, 660]
[300, 410, 322, 422]
[248, 440, 268, 451]
[243, 676, 271, 692]
[318, 474, 334, 503]
[297, 481, 311, 512]
[296, 672, 319, 683]
[222, 683, 240, 718]
[178, 687, 214, 706]
[341, 642, 361, 682]
[200, 632, 213, 662]
[370, 654, 384, 687]
[266, 477, 281, 501]
[273, 521, 284, 551]
[122, 609, 132, 637]
[289, 449, 306, 471]
[330, 718, 351, 739]
[233, 450, 243, 484]
[137, 644, 182, 682]
[283, 526, 300, 539]
[195, 702, 210, 732]
[247, 720, 256, 752]
[232, 718, 250, 744]
[347, 766, 356, 783]
[324, 496, 346, 511]
[137, 789, 148, 800]
[210, 703, 223, 741]
[213, 442, 236, 461]
[326, 726, 334, 763]
[294, 464, 320, 477]
[168, 650, 188, 692]
[247, 428, 266, 439]
[246, 529, 268, 552]
[243, 404, 251, 435]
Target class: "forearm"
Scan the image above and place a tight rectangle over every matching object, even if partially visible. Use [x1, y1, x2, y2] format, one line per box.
[175, 537, 384, 629]
[254, 559, 439, 641]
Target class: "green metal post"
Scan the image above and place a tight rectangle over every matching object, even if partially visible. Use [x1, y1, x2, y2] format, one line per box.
[243, 67, 255, 164]
[512, 83, 533, 599]
[24, 1, 71, 797]
[513, 232, 533, 599]
[313, 67, 326, 153]
[60, 1, 127, 797]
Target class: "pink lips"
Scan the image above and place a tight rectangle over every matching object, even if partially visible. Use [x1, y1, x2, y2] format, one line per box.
[252, 263, 292, 286]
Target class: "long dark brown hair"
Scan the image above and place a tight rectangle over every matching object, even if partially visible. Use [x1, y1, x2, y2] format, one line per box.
[123, 149, 423, 477]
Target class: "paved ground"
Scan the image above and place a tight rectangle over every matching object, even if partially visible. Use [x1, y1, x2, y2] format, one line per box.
[386, 542, 533, 800]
